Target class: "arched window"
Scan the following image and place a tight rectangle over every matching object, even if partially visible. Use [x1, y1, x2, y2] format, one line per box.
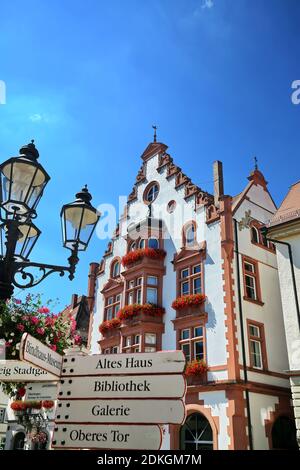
[130, 241, 136, 251]
[180, 413, 213, 450]
[148, 238, 159, 249]
[144, 182, 159, 204]
[111, 260, 120, 278]
[139, 239, 145, 249]
[271, 416, 298, 449]
[12, 432, 25, 450]
[251, 226, 259, 244]
[184, 223, 196, 248]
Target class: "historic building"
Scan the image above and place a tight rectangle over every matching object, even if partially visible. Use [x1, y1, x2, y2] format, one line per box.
[265, 180, 300, 448]
[87, 137, 297, 450]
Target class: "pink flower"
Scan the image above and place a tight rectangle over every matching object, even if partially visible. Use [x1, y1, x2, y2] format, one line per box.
[38, 307, 50, 314]
[5, 342, 11, 348]
[74, 335, 82, 346]
[14, 299, 22, 305]
[36, 327, 45, 335]
[16, 324, 25, 332]
[30, 317, 39, 325]
[22, 315, 29, 322]
[49, 344, 57, 351]
[45, 317, 54, 327]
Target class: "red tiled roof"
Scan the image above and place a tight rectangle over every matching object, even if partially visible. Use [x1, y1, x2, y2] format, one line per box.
[269, 180, 300, 228]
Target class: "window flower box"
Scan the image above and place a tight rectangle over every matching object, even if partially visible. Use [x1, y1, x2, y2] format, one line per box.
[117, 304, 165, 324]
[172, 294, 206, 317]
[185, 359, 208, 385]
[121, 248, 166, 268]
[99, 318, 121, 337]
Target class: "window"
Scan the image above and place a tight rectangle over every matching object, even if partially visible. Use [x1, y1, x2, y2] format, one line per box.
[247, 321, 267, 370]
[145, 333, 156, 345]
[179, 325, 205, 362]
[251, 226, 259, 244]
[111, 260, 120, 278]
[144, 182, 159, 204]
[139, 239, 145, 249]
[126, 277, 143, 305]
[179, 265, 202, 296]
[104, 294, 121, 321]
[167, 200, 176, 214]
[122, 334, 141, 353]
[183, 222, 197, 248]
[250, 222, 275, 252]
[148, 238, 159, 249]
[243, 257, 262, 304]
[180, 413, 213, 450]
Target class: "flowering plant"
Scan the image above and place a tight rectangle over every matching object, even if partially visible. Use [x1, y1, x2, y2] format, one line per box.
[171, 293, 206, 310]
[11, 400, 42, 411]
[0, 294, 81, 398]
[41, 400, 54, 409]
[122, 248, 166, 268]
[99, 318, 121, 335]
[30, 431, 48, 444]
[117, 304, 165, 321]
[185, 359, 208, 376]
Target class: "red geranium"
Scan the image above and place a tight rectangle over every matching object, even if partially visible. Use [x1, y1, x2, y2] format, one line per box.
[117, 304, 165, 321]
[99, 318, 121, 335]
[171, 293, 206, 310]
[185, 359, 208, 376]
[42, 400, 54, 409]
[121, 248, 166, 268]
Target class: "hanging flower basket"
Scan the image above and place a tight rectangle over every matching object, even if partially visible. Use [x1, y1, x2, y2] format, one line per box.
[11, 400, 42, 412]
[117, 304, 165, 321]
[41, 400, 54, 410]
[172, 293, 206, 310]
[99, 318, 121, 335]
[121, 248, 166, 268]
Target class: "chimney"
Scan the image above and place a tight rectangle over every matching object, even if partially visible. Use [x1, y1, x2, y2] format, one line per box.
[71, 294, 78, 309]
[213, 161, 224, 207]
[87, 262, 99, 310]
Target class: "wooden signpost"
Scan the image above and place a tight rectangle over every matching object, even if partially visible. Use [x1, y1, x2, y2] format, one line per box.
[20, 333, 63, 377]
[52, 350, 186, 450]
[52, 424, 162, 450]
[60, 350, 186, 376]
[17, 342, 186, 450]
[58, 374, 186, 399]
[0, 360, 58, 382]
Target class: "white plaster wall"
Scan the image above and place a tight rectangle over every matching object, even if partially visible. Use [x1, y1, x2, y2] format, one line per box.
[90, 151, 227, 368]
[275, 234, 300, 371]
[249, 392, 279, 449]
[0, 388, 8, 438]
[199, 390, 230, 450]
[234, 196, 289, 377]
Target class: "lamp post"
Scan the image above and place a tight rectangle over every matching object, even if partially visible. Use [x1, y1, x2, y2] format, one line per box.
[0, 140, 100, 301]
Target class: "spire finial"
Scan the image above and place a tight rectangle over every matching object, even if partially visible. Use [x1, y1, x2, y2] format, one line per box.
[152, 125, 157, 143]
[254, 156, 258, 171]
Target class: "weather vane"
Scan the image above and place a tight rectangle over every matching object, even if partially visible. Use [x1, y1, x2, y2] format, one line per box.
[152, 125, 157, 143]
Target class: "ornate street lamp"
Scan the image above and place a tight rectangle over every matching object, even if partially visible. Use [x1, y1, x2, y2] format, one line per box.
[0, 141, 100, 301]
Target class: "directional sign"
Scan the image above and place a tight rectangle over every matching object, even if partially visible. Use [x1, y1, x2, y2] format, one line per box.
[0, 360, 58, 382]
[55, 399, 185, 425]
[58, 374, 186, 399]
[26, 382, 58, 401]
[20, 333, 63, 377]
[61, 350, 186, 377]
[52, 424, 162, 450]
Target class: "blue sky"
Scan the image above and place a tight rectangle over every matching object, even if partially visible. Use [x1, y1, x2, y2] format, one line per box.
[0, 0, 299, 310]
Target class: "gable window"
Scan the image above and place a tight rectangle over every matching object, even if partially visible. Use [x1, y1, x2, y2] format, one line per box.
[242, 257, 263, 305]
[111, 260, 120, 278]
[144, 182, 159, 204]
[250, 222, 275, 253]
[179, 325, 205, 362]
[183, 222, 197, 248]
[247, 321, 268, 370]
